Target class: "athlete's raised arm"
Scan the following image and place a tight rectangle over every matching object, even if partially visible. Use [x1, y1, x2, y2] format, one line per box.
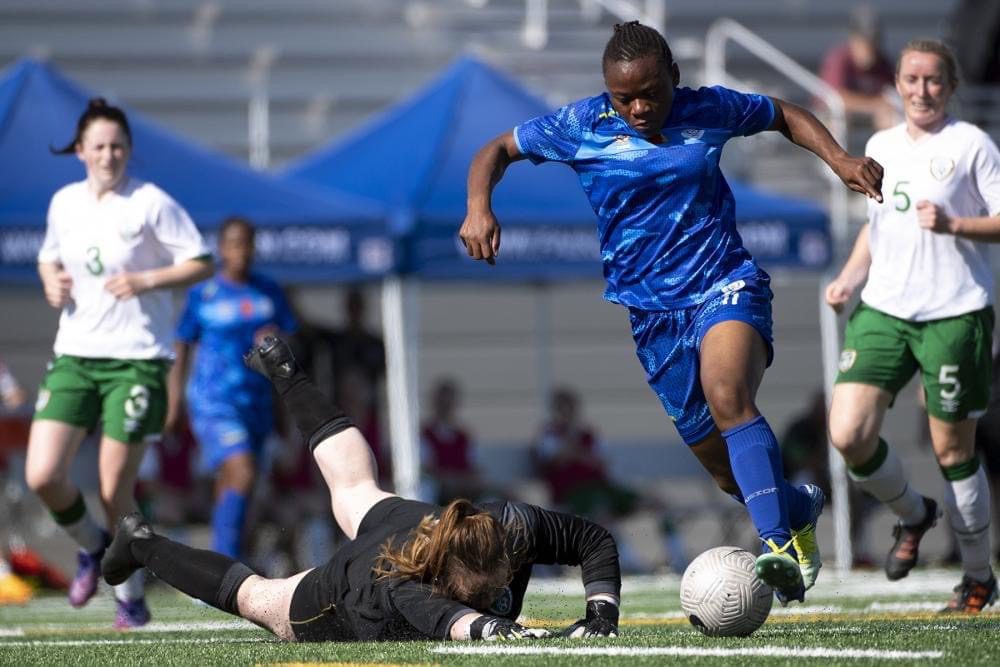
[460, 131, 525, 265]
[768, 97, 884, 203]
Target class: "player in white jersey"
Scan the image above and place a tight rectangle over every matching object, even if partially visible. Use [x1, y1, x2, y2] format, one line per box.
[825, 40, 1000, 612]
[24, 99, 213, 628]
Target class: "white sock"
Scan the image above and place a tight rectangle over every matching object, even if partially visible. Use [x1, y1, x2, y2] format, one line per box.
[58, 505, 107, 554]
[943, 465, 993, 582]
[114, 569, 144, 603]
[848, 443, 926, 525]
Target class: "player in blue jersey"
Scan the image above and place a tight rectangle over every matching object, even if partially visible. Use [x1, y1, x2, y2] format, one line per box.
[168, 217, 297, 559]
[460, 22, 884, 604]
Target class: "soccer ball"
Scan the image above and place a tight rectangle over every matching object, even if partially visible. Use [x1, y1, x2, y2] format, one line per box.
[679, 546, 773, 637]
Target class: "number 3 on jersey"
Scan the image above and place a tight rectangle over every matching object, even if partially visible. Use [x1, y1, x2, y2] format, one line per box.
[85, 246, 104, 276]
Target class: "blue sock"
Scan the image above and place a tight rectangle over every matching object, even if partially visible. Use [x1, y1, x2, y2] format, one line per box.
[211, 489, 248, 559]
[722, 416, 791, 546]
[783, 481, 812, 530]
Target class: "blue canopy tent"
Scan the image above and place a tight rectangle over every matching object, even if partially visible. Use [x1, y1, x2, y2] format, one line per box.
[282, 56, 833, 497]
[0, 58, 393, 284]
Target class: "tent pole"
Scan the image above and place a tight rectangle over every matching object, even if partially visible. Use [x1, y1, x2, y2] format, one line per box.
[820, 274, 852, 572]
[382, 276, 422, 499]
[534, 283, 553, 420]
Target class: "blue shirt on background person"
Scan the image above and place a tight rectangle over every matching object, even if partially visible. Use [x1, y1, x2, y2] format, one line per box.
[177, 272, 297, 420]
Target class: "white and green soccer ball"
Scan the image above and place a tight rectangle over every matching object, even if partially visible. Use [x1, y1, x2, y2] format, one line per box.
[679, 546, 773, 637]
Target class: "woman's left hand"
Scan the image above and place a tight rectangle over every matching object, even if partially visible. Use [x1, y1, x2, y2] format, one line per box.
[105, 272, 152, 300]
[916, 200, 954, 234]
[831, 155, 884, 203]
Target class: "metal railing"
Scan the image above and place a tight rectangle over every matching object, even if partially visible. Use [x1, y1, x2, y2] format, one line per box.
[520, 0, 666, 49]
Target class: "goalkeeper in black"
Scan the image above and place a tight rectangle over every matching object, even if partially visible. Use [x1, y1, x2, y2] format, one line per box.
[101, 336, 622, 641]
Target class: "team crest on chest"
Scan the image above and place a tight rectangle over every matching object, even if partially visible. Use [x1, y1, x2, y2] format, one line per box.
[681, 128, 705, 140]
[929, 156, 955, 181]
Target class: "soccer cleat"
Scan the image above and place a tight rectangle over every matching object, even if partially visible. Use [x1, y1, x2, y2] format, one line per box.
[0, 572, 34, 605]
[102, 513, 155, 587]
[113, 597, 152, 629]
[885, 496, 940, 581]
[940, 574, 998, 614]
[791, 484, 825, 590]
[68, 534, 109, 608]
[755, 538, 805, 606]
[242, 335, 298, 381]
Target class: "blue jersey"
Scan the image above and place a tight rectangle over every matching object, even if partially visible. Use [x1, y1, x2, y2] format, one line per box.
[514, 85, 775, 310]
[176, 273, 297, 414]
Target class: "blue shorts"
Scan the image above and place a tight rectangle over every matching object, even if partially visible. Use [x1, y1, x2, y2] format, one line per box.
[190, 405, 273, 472]
[629, 276, 774, 445]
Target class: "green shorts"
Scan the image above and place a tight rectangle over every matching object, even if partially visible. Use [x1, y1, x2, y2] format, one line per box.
[33, 355, 169, 444]
[836, 303, 994, 422]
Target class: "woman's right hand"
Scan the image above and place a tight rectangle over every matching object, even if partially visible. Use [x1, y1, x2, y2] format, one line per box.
[42, 269, 74, 309]
[459, 209, 501, 265]
[824, 277, 855, 313]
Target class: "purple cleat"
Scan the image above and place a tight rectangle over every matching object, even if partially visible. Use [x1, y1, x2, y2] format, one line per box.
[68, 541, 107, 608]
[113, 597, 151, 629]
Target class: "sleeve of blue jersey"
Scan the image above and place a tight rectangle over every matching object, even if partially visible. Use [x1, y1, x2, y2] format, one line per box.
[174, 286, 202, 343]
[693, 86, 775, 138]
[512, 99, 588, 165]
[268, 279, 299, 334]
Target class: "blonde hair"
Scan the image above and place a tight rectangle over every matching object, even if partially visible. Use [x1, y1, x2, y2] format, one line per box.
[375, 499, 512, 610]
[896, 39, 960, 88]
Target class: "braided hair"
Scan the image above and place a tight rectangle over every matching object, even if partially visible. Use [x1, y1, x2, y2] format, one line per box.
[602, 21, 673, 74]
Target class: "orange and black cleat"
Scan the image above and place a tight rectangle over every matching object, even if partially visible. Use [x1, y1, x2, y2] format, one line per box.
[940, 574, 998, 613]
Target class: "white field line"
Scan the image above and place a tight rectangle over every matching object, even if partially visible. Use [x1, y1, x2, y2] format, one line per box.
[0, 637, 272, 648]
[0, 619, 259, 636]
[432, 645, 944, 660]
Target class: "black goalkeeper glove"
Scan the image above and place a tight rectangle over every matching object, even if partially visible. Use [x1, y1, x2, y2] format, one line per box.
[470, 616, 552, 641]
[560, 599, 619, 638]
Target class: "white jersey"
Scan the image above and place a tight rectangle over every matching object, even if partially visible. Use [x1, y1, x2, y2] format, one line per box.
[38, 177, 208, 360]
[861, 119, 1000, 321]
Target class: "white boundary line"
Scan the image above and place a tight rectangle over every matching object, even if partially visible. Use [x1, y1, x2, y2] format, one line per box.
[432, 645, 945, 660]
[0, 637, 271, 648]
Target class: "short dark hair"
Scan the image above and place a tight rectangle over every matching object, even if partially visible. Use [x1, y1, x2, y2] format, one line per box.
[602, 21, 673, 74]
[51, 97, 132, 155]
[219, 215, 256, 242]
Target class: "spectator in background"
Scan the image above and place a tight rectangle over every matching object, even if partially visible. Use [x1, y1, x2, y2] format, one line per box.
[168, 216, 297, 562]
[820, 5, 898, 132]
[420, 377, 490, 505]
[0, 359, 32, 605]
[25, 98, 212, 628]
[0, 361, 25, 411]
[949, 0, 1000, 86]
[534, 387, 687, 573]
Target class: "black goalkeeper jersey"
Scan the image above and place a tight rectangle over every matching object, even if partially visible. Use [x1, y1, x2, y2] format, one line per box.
[288, 496, 621, 641]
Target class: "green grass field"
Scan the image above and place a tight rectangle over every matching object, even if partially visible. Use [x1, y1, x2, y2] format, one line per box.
[1, 568, 998, 666]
